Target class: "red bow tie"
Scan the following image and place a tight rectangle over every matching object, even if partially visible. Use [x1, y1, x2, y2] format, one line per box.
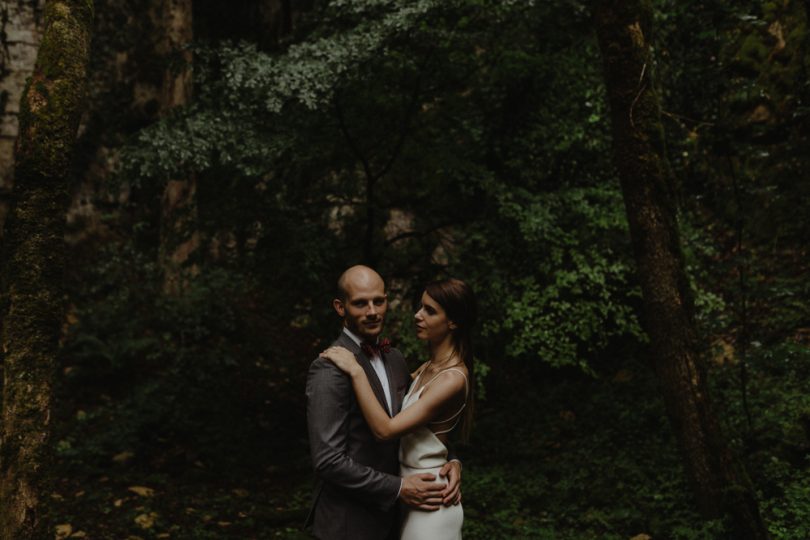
[361, 338, 391, 357]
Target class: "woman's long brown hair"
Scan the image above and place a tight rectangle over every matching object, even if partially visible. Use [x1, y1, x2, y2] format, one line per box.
[424, 278, 477, 442]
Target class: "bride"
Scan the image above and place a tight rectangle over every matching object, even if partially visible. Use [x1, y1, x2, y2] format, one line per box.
[320, 278, 476, 540]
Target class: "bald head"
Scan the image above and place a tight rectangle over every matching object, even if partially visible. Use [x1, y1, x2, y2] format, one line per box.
[334, 265, 388, 341]
[336, 265, 384, 301]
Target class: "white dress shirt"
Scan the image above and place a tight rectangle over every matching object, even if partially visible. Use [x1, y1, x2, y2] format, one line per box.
[342, 327, 393, 415]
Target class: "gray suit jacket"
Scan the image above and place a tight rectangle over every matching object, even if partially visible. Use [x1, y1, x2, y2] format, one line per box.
[305, 331, 411, 540]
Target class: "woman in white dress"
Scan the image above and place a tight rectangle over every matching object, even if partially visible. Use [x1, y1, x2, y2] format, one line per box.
[320, 278, 476, 540]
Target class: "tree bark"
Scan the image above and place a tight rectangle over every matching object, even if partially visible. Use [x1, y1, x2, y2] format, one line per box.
[0, 0, 93, 538]
[0, 0, 45, 244]
[157, 0, 198, 293]
[593, 1, 769, 538]
[159, 0, 192, 109]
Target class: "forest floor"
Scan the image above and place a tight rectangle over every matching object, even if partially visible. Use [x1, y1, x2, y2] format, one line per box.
[51, 343, 810, 539]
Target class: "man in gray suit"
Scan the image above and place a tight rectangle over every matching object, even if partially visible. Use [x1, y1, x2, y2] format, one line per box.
[305, 265, 461, 539]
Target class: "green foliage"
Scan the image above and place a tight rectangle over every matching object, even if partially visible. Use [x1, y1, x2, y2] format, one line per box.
[707, 342, 810, 540]
[460, 362, 729, 539]
[58, 242, 300, 471]
[459, 183, 644, 372]
[656, 0, 810, 344]
[763, 460, 810, 540]
[110, 0, 645, 377]
[119, 0, 448, 180]
[51, 0, 810, 536]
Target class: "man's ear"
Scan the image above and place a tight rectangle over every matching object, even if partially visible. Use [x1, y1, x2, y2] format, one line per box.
[333, 298, 346, 317]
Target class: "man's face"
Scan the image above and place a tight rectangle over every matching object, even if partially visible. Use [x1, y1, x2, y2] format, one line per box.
[334, 274, 388, 342]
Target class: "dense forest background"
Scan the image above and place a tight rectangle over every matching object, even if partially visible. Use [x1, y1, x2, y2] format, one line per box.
[1, 0, 809, 538]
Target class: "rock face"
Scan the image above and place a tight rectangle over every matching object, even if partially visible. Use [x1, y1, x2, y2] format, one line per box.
[0, 0, 45, 240]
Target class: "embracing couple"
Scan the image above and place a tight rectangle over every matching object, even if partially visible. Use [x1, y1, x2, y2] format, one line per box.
[305, 265, 476, 539]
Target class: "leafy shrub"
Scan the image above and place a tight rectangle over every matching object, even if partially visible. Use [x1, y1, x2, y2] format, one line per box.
[58, 242, 300, 472]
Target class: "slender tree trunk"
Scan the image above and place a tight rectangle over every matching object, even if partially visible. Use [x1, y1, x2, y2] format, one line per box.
[159, 0, 192, 109]
[157, 0, 198, 293]
[0, 0, 45, 244]
[258, 0, 292, 49]
[594, 1, 769, 538]
[0, 0, 93, 538]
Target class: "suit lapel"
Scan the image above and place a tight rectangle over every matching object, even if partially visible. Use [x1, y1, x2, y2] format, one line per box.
[336, 332, 392, 417]
[382, 350, 401, 415]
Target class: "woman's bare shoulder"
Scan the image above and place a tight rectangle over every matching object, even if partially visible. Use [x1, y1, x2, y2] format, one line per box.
[423, 365, 468, 396]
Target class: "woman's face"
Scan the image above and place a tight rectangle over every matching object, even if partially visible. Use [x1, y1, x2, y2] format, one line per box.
[414, 291, 454, 343]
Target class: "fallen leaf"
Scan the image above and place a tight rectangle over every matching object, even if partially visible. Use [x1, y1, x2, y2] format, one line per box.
[134, 512, 158, 529]
[70, 531, 87, 538]
[232, 488, 249, 498]
[559, 410, 576, 422]
[114, 498, 124, 507]
[55, 524, 72, 539]
[218, 521, 232, 527]
[748, 104, 771, 124]
[128, 486, 155, 497]
[613, 369, 634, 383]
[630, 535, 652, 540]
[113, 451, 135, 463]
[64, 307, 79, 326]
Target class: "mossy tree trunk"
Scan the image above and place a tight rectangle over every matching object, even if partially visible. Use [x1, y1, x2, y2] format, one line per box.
[594, 1, 769, 538]
[0, 0, 93, 538]
[157, 0, 199, 294]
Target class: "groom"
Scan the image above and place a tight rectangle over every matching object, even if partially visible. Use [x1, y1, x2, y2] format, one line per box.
[305, 265, 461, 539]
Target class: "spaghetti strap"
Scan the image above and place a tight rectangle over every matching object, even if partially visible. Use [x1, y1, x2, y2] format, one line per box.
[422, 367, 468, 394]
[422, 368, 468, 434]
[430, 402, 466, 433]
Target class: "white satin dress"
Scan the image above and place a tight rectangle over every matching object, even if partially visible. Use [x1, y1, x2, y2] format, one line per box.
[399, 367, 467, 540]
